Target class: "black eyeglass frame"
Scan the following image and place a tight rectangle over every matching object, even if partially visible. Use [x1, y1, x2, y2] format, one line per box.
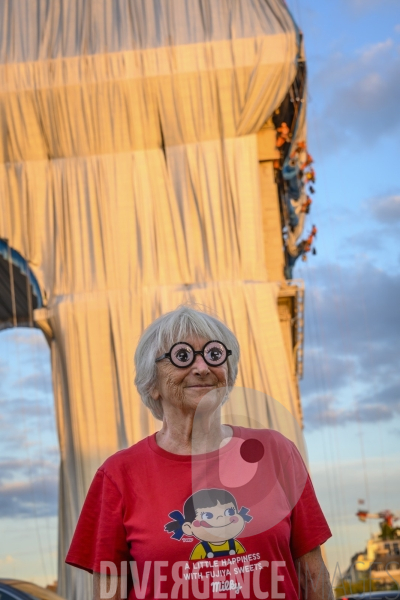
[155, 340, 232, 368]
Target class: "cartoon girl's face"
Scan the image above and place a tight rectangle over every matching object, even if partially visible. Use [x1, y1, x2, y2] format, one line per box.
[182, 501, 245, 543]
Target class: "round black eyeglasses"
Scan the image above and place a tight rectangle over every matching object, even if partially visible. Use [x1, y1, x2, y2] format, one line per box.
[155, 340, 232, 368]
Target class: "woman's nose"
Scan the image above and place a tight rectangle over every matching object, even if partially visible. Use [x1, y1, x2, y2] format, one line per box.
[192, 354, 210, 373]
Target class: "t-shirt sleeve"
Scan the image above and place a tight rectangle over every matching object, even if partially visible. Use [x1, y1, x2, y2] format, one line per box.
[290, 475, 332, 559]
[284, 442, 332, 559]
[65, 468, 131, 574]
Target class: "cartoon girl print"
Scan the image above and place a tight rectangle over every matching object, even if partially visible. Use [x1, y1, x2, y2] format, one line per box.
[164, 488, 252, 560]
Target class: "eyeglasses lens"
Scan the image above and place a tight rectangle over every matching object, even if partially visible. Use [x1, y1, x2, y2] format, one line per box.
[170, 343, 194, 367]
[203, 342, 226, 366]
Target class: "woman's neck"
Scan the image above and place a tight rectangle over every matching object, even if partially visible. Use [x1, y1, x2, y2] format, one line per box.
[155, 410, 232, 455]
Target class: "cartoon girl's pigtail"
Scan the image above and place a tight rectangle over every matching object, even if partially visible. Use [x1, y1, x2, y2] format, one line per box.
[164, 510, 186, 540]
[239, 507, 252, 522]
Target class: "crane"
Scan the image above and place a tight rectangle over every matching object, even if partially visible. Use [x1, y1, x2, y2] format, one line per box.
[356, 509, 400, 540]
[356, 510, 399, 528]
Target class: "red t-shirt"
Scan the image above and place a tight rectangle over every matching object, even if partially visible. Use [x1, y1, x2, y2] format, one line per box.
[66, 427, 331, 599]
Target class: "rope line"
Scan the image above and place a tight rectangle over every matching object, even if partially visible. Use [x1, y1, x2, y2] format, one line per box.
[7, 241, 18, 327]
[303, 263, 353, 567]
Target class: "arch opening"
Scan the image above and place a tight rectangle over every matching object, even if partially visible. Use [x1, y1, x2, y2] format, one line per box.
[0, 325, 59, 589]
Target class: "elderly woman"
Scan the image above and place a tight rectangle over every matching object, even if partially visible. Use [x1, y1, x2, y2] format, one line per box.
[66, 306, 333, 600]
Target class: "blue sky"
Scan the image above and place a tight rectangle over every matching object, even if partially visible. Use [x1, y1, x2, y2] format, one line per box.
[0, 330, 58, 586]
[288, 0, 400, 576]
[1, 0, 400, 589]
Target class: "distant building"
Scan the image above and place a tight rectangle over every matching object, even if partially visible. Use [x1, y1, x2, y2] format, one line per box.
[343, 534, 400, 588]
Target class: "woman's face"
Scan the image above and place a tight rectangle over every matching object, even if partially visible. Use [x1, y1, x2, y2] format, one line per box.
[151, 336, 229, 415]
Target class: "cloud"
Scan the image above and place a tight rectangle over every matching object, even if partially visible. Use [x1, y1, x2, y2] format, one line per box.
[303, 395, 342, 429]
[338, 191, 400, 262]
[309, 39, 400, 151]
[346, 0, 399, 13]
[356, 38, 394, 61]
[299, 262, 400, 429]
[327, 60, 400, 144]
[0, 458, 59, 485]
[303, 391, 399, 431]
[300, 351, 356, 397]
[304, 263, 400, 354]
[0, 397, 56, 437]
[362, 380, 400, 409]
[0, 392, 59, 466]
[17, 371, 53, 395]
[0, 330, 50, 389]
[0, 329, 48, 350]
[366, 194, 400, 224]
[0, 430, 30, 452]
[0, 457, 59, 518]
[343, 229, 388, 252]
[0, 475, 58, 518]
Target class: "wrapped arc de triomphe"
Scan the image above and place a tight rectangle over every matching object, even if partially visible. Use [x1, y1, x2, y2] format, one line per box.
[0, 2, 307, 598]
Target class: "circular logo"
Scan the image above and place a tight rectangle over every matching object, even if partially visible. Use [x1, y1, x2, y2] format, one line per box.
[240, 438, 265, 463]
[189, 387, 309, 539]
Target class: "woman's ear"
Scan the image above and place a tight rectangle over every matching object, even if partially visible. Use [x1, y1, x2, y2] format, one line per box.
[149, 383, 161, 401]
[182, 523, 192, 536]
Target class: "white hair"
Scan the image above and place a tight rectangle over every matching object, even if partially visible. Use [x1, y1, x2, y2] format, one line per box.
[134, 305, 240, 421]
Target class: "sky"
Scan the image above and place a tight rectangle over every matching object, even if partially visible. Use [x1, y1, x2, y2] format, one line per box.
[1, 0, 400, 591]
[288, 0, 400, 579]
